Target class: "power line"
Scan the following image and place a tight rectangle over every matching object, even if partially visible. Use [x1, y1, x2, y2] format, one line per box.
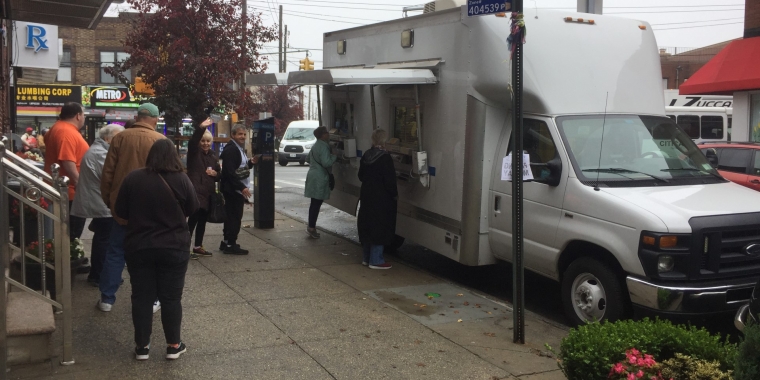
[606, 8, 744, 14]
[248, 1, 401, 11]
[653, 21, 743, 30]
[283, 9, 385, 22]
[281, 12, 367, 25]
[650, 17, 743, 26]
[267, 0, 418, 6]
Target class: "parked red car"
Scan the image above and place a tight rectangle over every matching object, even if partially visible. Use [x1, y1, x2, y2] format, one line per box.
[698, 142, 760, 191]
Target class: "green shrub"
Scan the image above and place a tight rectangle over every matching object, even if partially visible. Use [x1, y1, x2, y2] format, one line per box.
[659, 353, 732, 380]
[555, 318, 736, 380]
[734, 321, 760, 380]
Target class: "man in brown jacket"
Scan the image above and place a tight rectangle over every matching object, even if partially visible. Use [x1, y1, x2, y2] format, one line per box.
[97, 103, 166, 312]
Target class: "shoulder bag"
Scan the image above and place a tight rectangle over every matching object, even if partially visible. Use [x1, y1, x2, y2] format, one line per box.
[158, 173, 189, 229]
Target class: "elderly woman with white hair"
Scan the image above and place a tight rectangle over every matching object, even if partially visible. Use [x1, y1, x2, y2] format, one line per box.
[357, 129, 397, 269]
[186, 118, 219, 258]
[71, 123, 125, 286]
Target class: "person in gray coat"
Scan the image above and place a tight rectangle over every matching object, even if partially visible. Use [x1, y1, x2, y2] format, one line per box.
[71, 124, 124, 287]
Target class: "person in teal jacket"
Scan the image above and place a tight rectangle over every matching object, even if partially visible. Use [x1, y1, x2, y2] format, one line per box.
[304, 126, 337, 238]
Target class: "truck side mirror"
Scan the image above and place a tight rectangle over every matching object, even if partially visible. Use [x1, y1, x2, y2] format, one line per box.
[543, 157, 563, 187]
[705, 148, 719, 168]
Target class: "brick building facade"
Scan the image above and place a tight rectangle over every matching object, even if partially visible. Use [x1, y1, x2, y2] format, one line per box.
[659, 41, 733, 90]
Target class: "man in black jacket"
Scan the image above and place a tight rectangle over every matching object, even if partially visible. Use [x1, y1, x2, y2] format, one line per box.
[219, 123, 258, 254]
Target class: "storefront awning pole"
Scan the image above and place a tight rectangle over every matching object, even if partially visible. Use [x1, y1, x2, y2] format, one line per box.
[370, 85, 377, 130]
[414, 84, 423, 153]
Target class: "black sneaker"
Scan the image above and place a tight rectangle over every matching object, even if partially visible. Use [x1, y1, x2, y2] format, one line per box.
[135, 344, 150, 361]
[219, 241, 229, 251]
[86, 278, 99, 287]
[223, 244, 249, 255]
[166, 342, 187, 360]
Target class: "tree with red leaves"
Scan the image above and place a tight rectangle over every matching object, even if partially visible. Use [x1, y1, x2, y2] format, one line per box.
[108, 0, 277, 129]
[253, 86, 304, 137]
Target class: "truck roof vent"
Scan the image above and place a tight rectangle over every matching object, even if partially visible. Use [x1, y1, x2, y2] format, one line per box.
[423, 0, 465, 13]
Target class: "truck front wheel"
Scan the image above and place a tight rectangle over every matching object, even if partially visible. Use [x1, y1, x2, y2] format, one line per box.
[561, 257, 628, 326]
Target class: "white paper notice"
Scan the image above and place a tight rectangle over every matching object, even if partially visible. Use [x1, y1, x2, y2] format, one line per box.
[501, 153, 534, 181]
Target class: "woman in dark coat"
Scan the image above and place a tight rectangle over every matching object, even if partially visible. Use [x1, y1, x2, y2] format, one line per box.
[357, 129, 397, 270]
[186, 118, 220, 258]
[115, 139, 199, 361]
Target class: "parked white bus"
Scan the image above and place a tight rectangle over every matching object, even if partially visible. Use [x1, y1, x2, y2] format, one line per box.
[665, 106, 732, 142]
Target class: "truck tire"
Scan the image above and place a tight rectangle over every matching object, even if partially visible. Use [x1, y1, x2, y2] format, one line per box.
[561, 257, 628, 326]
[279, 159, 288, 166]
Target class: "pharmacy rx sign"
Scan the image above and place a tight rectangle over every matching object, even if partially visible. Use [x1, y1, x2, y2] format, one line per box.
[12, 21, 59, 70]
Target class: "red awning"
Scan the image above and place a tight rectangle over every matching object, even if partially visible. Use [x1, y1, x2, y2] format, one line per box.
[679, 37, 760, 95]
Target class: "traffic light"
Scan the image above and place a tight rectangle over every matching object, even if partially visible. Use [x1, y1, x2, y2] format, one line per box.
[299, 57, 315, 71]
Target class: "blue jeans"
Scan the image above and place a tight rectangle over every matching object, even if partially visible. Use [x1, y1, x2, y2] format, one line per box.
[362, 242, 385, 266]
[99, 220, 126, 305]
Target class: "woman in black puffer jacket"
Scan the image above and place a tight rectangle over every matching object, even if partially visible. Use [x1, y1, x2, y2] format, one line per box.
[186, 118, 220, 258]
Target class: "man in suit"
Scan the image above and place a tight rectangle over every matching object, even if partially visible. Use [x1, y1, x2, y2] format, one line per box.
[219, 123, 258, 255]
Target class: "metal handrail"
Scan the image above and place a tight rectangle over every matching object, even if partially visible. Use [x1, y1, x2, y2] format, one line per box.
[0, 140, 74, 372]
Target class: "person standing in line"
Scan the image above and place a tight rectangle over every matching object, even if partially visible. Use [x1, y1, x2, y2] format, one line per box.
[303, 126, 337, 239]
[98, 103, 166, 312]
[115, 139, 199, 361]
[357, 129, 397, 270]
[44, 103, 89, 241]
[219, 123, 258, 255]
[186, 118, 219, 258]
[71, 124, 125, 287]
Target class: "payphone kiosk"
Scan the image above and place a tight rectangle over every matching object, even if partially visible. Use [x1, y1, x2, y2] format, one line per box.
[252, 117, 275, 229]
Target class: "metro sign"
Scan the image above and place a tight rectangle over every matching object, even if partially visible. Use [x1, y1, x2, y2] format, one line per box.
[94, 89, 127, 102]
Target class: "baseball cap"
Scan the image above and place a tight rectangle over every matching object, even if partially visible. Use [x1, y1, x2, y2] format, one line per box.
[137, 103, 160, 117]
[26, 127, 33, 133]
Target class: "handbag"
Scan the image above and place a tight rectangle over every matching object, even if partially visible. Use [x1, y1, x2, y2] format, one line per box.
[309, 148, 335, 191]
[207, 183, 227, 223]
[157, 173, 188, 230]
[234, 167, 250, 180]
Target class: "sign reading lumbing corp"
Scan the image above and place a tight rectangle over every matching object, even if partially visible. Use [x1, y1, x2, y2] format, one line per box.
[15, 85, 81, 107]
[12, 21, 59, 70]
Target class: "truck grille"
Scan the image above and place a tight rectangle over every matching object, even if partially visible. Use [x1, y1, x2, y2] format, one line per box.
[690, 214, 760, 279]
[283, 145, 304, 153]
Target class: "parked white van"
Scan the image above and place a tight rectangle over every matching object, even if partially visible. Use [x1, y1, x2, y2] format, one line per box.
[277, 120, 319, 166]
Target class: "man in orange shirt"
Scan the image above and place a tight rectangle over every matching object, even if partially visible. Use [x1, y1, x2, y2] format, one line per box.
[45, 102, 90, 240]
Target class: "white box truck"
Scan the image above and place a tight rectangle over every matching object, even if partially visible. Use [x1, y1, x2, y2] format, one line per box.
[249, 4, 760, 325]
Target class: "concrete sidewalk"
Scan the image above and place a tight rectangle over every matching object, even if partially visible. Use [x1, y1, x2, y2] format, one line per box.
[10, 207, 568, 379]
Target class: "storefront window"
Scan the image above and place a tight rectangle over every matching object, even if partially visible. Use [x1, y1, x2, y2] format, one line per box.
[392, 104, 422, 149]
[333, 103, 353, 136]
[752, 94, 760, 142]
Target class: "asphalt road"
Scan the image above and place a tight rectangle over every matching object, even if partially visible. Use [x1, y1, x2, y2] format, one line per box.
[271, 164, 738, 336]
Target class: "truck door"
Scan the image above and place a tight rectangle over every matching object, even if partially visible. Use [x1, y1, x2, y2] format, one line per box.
[488, 117, 567, 278]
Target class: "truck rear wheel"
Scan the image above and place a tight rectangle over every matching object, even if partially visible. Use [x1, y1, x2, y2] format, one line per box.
[561, 257, 628, 326]
[279, 159, 288, 166]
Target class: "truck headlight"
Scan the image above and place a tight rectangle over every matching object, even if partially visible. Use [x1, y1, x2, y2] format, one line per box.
[305, 144, 313, 149]
[658, 255, 675, 273]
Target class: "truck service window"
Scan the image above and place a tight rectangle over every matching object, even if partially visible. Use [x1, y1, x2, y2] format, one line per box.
[675, 115, 700, 139]
[392, 104, 422, 149]
[700, 115, 724, 140]
[333, 103, 353, 136]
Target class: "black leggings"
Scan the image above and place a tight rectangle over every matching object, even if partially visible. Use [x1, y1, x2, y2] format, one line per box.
[187, 208, 208, 247]
[308, 198, 323, 228]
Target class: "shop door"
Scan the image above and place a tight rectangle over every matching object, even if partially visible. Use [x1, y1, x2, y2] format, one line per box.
[84, 117, 106, 145]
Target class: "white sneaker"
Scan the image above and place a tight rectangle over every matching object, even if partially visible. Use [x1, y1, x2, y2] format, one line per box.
[153, 300, 161, 314]
[97, 300, 112, 312]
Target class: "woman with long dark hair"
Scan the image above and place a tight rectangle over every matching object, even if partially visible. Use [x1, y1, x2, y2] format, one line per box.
[115, 139, 199, 360]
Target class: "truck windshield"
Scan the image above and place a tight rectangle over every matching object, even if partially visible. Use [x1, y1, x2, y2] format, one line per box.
[283, 128, 314, 141]
[556, 115, 723, 186]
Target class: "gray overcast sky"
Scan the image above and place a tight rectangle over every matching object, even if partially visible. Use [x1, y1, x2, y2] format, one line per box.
[107, 0, 745, 73]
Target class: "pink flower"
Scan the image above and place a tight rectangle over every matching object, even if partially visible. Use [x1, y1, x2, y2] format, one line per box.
[636, 370, 644, 378]
[612, 363, 625, 374]
[627, 373, 636, 380]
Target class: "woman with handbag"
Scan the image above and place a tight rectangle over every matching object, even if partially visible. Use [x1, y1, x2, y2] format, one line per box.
[186, 118, 220, 258]
[304, 126, 337, 238]
[219, 123, 258, 254]
[115, 139, 199, 360]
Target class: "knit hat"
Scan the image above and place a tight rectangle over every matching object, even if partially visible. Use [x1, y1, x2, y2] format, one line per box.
[137, 103, 160, 117]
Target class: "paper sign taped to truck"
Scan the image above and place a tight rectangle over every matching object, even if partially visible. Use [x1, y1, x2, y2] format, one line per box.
[502, 152, 533, 181]
[468, 0, 512, 17]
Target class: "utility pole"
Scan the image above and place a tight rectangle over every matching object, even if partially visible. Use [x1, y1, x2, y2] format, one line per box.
[278, 5, 283, 73]
[511, 0, 525, 345]
[241, 0, 248, 101]
[284, 25, 288, 72]
[308, 86, 312, 119]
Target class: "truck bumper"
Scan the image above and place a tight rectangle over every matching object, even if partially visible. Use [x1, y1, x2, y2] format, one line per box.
[626, 276, 757, 314]
[278, 153, 308, 162]
[735, 304, 752, 332]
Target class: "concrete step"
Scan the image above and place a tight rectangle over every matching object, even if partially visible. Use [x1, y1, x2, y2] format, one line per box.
[6, 291, 55, 365]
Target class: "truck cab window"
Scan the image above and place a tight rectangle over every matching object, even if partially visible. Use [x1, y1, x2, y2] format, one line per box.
[700, 115, 723, 140]
[392, 104, 422, 149]
[676, 115, 700, 139]
[507, 119, 557, 181]
[333, 103, 353, 136]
